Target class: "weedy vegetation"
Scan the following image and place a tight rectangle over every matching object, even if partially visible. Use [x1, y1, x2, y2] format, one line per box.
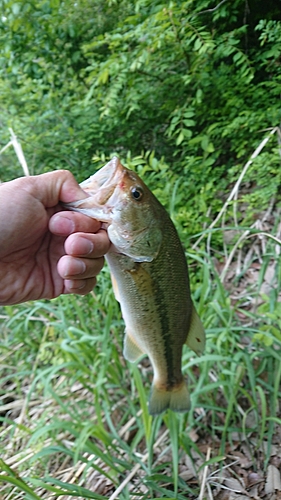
[1, 0, 281, 498]
[1, 133, 281, 498]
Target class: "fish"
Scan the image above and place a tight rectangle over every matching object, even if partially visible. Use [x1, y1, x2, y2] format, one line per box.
[64, 157, 205, 415]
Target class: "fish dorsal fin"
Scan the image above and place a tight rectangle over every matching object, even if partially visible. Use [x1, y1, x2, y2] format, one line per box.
[123, 331, 145, 362]
[185, 304, 205, 355]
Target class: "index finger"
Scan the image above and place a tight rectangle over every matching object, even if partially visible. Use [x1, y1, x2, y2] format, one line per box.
[49, 211, 101, 236]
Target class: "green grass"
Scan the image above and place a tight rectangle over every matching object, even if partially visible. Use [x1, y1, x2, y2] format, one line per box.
[1, 213, 281, 498]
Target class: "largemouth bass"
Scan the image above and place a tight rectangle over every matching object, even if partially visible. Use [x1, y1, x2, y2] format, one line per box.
[65, 157, 205, 415]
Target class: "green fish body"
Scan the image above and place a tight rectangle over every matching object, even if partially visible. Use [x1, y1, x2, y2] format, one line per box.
[64, 157, 205, 415]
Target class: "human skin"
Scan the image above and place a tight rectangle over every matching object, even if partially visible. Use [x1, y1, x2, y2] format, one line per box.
[0, 170, 111, 305]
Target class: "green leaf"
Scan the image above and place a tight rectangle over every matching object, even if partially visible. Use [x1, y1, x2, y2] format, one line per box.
[176, 130, 185, 145]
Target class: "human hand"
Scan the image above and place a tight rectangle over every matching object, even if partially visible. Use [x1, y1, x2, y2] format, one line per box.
[0, 170, 110, 305]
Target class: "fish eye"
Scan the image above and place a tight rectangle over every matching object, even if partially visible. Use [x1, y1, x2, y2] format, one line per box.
[131, 186, 143, 201]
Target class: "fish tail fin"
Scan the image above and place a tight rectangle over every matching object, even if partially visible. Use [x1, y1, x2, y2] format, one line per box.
[149, 380, 190, 416]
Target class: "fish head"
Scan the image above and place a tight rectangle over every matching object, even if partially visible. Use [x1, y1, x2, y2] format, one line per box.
[66, 157, 163, 262]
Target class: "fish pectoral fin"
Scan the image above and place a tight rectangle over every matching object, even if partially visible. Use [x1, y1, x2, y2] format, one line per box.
[123, 332, 145, 362]
[149, 380, 190, 416]
[185, 304, 205, 355]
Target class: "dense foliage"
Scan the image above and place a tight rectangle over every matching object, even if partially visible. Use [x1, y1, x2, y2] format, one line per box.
[1, 0, 281, 231]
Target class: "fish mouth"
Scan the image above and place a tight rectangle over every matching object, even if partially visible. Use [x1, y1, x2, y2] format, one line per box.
[81, 156, 124, 204]
[64, 157, 128, 224]
[63, 157, 126, 223]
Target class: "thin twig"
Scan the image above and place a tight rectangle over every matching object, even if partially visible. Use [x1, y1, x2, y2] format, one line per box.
[108, 428, 170, 500]
[207, 481, 214, 500]
[193, 127, 278, 250]
[246, 231, 281, 247]
[220, 229, 251, 282]
[63, 410, 142, 487]
[198, 446, 211, 500]
[196, 0, 229, 16]
[0, 140, 13, 155]
[8, 128, 30, 176]
[0, 399, 41, 413]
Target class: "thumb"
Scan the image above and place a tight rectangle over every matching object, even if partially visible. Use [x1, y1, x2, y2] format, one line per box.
[32, 170, 89, 207]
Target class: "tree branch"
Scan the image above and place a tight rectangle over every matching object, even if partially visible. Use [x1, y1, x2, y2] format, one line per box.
[196, 0, 229, 16]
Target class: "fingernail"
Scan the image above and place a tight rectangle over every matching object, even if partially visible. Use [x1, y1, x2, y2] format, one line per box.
[78, 238, 94, 255]
[71, 260, 86, 275]
[66, 280, 86, 290]
[51, 214, 75, 235]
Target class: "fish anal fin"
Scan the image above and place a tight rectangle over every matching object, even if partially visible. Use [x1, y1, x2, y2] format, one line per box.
[123, 332, 145, 362]
[149, 380, 190, 416]
[185, 304, 205, 355]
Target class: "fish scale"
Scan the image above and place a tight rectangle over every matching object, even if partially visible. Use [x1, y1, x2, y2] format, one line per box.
[64, 157, 205, 415]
